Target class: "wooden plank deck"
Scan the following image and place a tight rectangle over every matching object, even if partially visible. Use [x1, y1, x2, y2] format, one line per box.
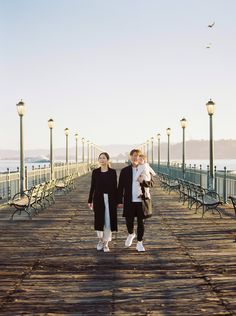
[0, 163, 236, 315]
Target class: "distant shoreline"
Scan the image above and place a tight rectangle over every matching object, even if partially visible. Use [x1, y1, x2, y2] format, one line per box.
[1, 139, 236, 160]
[1, 159, 236, 173]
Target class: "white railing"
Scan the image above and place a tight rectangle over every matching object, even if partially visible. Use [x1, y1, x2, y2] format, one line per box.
[152, 162, 236, 203]
[0, 162, 94, 204]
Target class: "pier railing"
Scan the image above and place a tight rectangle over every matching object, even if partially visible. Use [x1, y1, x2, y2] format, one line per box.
[0, 162, 92, 205]
[152, 162, 236, 203]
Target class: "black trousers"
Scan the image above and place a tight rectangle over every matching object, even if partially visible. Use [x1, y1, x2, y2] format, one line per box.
[125, 202, 144, 242]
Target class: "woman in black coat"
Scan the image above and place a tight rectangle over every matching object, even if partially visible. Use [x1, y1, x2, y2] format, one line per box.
[88, 152, 118, 253]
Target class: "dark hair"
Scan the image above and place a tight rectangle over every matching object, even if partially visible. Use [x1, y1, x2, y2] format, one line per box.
[130, 149, 142, 156]
[98, 152, 110, 160]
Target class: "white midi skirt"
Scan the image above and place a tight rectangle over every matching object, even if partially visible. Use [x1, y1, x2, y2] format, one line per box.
[96, 193, 112, 242]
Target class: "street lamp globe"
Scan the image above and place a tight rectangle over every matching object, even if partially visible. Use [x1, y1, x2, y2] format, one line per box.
[64, 128, 69, 136]
[157, 133, 161, 140]
[48, 118, 54, 129]
[180, 118, 187, 129]
[166, 128, 171, 136]
[206, 99, 215, 116]
[16, 99, 25, 116]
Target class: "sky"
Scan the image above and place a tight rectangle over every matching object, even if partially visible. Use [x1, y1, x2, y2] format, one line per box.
[0, 0, 236, 151]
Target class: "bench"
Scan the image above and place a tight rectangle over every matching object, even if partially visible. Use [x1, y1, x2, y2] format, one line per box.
[55, 174, 75, 195]
[159, 173, 180, 194]
[8, 185, 40, 219]
[186, 182, 205, 211]
[8, 180, 56, 220]
[90, 164, 98, 171]
[157, 173, 224, 218]
[42, 180, 56, 207]
[229, 196, 236, 215]
[177, 179, 223, 218]
[178, 179, 189, 205]
[195, 189, 223, 218]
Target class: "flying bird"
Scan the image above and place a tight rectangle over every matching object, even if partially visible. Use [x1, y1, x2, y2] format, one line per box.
[206, 43, 212, 49]
[208, 22, 215, 28]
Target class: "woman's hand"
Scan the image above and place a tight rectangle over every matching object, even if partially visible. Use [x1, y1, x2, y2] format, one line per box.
[88, 203, 93, 210]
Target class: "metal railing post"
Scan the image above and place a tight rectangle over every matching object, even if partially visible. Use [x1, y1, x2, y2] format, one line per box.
[214, 166, 217, 193]
[25, 165, 28, 191]
[32, 166, 35, 186]
[7, 168, 11, 201]
[223, 166, 227, 203]
[200, 164, 202, 187]
[207, 165, 209, 189]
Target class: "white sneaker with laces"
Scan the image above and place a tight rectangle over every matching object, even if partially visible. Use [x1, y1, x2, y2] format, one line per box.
[96, 240, 104, 251]
[136, 241, 145, 252]
[103, 244, 110, 252]
[125, 233, 136, 248]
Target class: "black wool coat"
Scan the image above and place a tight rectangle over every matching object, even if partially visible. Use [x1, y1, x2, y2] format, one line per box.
[88, 167, 118, 231]
[117, 165, 153, 218]
[117, 165, 136, 218]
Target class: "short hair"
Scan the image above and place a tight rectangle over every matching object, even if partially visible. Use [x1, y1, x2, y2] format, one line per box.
[139, 154, 147, 159]
[129, 149, 142, 156]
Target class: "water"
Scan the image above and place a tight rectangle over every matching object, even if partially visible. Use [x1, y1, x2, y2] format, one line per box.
[171, 159, 236, 172]
[1, 159, 236, 173]
[154, 159, 236, 172]
[0, 160, 51, 173]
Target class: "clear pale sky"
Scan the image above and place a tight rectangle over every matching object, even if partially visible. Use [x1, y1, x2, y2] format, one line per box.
[0, 0, 236, 150]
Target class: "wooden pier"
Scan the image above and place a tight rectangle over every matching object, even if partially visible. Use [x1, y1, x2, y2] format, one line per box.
[0, 164, 236, 315]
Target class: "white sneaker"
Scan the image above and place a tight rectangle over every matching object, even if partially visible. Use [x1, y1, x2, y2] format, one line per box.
[103, 244, 110, 252]
[125, 233, 136, 248]
[136, 241, 145, 252]
[96, 240, 104, 251]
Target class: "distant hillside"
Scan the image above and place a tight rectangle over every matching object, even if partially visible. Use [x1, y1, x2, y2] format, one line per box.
[0, 139, 236, 160]
[0, 144, 140, 161]
[165, 139, 236, 159]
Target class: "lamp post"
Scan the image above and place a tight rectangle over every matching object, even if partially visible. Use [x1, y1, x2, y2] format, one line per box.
[151, 137, 154, 164]
[143, 143, 146, 155]
[48, 118, 54, 180]
[166, 128, 171, 170]
[87, 140, 90, 165]
[82, 137, 85, 163]
[180, 118, 187, 179]
[64, 128, 69, 175]
[146, 140, 149, 163]
[93, 145, 97, 164]
[143, 144, 145, 153]
[75, 133, 78, 173]
[90, 143, 93, 164]
[16, 99, 26, 195]
[75, 133, 79, 164]
[206, 99, 215, 190]
[157, 133, 161, 169]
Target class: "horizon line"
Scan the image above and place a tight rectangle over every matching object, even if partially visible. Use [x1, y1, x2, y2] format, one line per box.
[1, 138, 236, 151]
